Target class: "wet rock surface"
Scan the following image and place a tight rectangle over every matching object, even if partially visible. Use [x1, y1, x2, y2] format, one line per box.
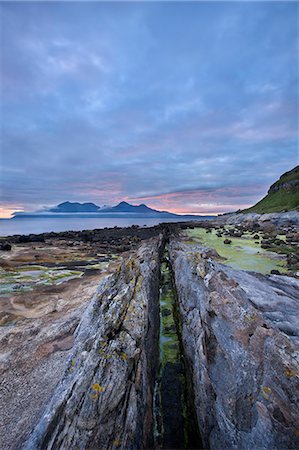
[154, 255, 201, 449]
[160, 361, 185, 448]
[22, 237, 163, 450]
[169, 238, 299, 450]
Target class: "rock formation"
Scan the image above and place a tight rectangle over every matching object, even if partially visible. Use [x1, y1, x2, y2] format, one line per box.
[169, 238, 299, 450]
[1, 217, 299, 450]
[23, 236, 163, 450]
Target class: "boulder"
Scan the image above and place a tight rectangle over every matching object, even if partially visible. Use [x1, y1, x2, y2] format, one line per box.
[0, 242, 11, 251]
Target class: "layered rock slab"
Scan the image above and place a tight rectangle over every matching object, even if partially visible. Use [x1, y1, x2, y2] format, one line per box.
[23, 237, 162, 450]
[169, 239, 299, 450]
[0, 272, 104, 450]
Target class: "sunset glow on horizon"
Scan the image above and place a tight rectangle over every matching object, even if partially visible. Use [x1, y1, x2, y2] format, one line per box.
[0, 207, 24, 219]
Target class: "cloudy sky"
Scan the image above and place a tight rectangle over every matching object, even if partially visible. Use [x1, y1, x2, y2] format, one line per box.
[0, 1, 298, 217]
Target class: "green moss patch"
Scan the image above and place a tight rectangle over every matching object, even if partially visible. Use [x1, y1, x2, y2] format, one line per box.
[186, 228, 287, 275]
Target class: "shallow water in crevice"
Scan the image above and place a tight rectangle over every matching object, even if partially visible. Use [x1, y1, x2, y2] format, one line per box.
[154, 247, 202, 449]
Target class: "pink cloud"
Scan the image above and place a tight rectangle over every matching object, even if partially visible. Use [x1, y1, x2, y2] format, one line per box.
[128, 185, 266, 215]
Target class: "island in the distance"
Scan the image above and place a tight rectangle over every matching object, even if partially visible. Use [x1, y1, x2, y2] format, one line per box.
[12, 201, 212, 219]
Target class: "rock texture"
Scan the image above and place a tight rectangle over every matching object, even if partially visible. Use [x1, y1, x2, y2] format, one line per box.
[268, 165, 299, 194]
[216, 211, 299, 227]
[0, 274, 103, 450]
[169, 238, 299, 450]
[2, 222, 299, 450]
[23, 237, 162, 450]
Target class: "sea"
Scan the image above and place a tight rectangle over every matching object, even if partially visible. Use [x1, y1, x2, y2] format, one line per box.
[0, 216, 209, 237]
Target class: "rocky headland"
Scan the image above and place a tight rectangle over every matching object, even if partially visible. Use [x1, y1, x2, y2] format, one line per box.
[241, 165, 299, 214]
[0, 212, 298, 449]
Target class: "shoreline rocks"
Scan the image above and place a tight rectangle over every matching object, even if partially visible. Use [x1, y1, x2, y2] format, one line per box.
[216, 211, 299, 228]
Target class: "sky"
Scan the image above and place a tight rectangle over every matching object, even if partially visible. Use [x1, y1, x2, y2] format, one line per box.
[0, 1, 298, 218]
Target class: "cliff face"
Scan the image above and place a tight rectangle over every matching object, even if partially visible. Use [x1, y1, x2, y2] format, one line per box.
[23, 237, 163, 450]
[268, 165, 299, 194]
[169, 238, 299, 450]
[243, 165, 299, 213]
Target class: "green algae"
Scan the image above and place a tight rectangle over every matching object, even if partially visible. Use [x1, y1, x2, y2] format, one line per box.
[154, 251, 202, 449]
[0, 253, 118, 295]
[159, 262, 180, 367]
[0, 267, 84, 294]
[186, 228, 287, 275]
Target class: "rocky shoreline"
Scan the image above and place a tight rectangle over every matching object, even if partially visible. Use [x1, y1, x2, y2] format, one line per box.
[0, 212, 298, 449]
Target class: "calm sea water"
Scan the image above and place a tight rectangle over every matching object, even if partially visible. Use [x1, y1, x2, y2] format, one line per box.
[0, 216, 206, 237]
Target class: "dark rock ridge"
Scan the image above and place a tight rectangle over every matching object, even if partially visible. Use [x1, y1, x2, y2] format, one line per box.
[23, 236, 163, 450]
[269, 179, 299, 194]
[268, 165, 299, 194]
[19, 225, 157, 242]
[169, 238, 299, 450]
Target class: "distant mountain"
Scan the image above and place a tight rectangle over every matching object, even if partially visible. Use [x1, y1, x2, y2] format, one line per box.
[50, 201, 100, 213]
[12, 200, 213, 220]
[12, 200, 189, 218]
[242, 165, 299, 213]
[13, 201, 179, 217]
[99, 201, 174, 215]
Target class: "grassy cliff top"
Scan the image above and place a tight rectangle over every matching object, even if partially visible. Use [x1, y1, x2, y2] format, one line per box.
[242, 165, 299, 214]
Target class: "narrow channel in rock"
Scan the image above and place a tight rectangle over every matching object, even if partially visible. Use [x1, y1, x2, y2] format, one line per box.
[154, 243, 202, 449]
